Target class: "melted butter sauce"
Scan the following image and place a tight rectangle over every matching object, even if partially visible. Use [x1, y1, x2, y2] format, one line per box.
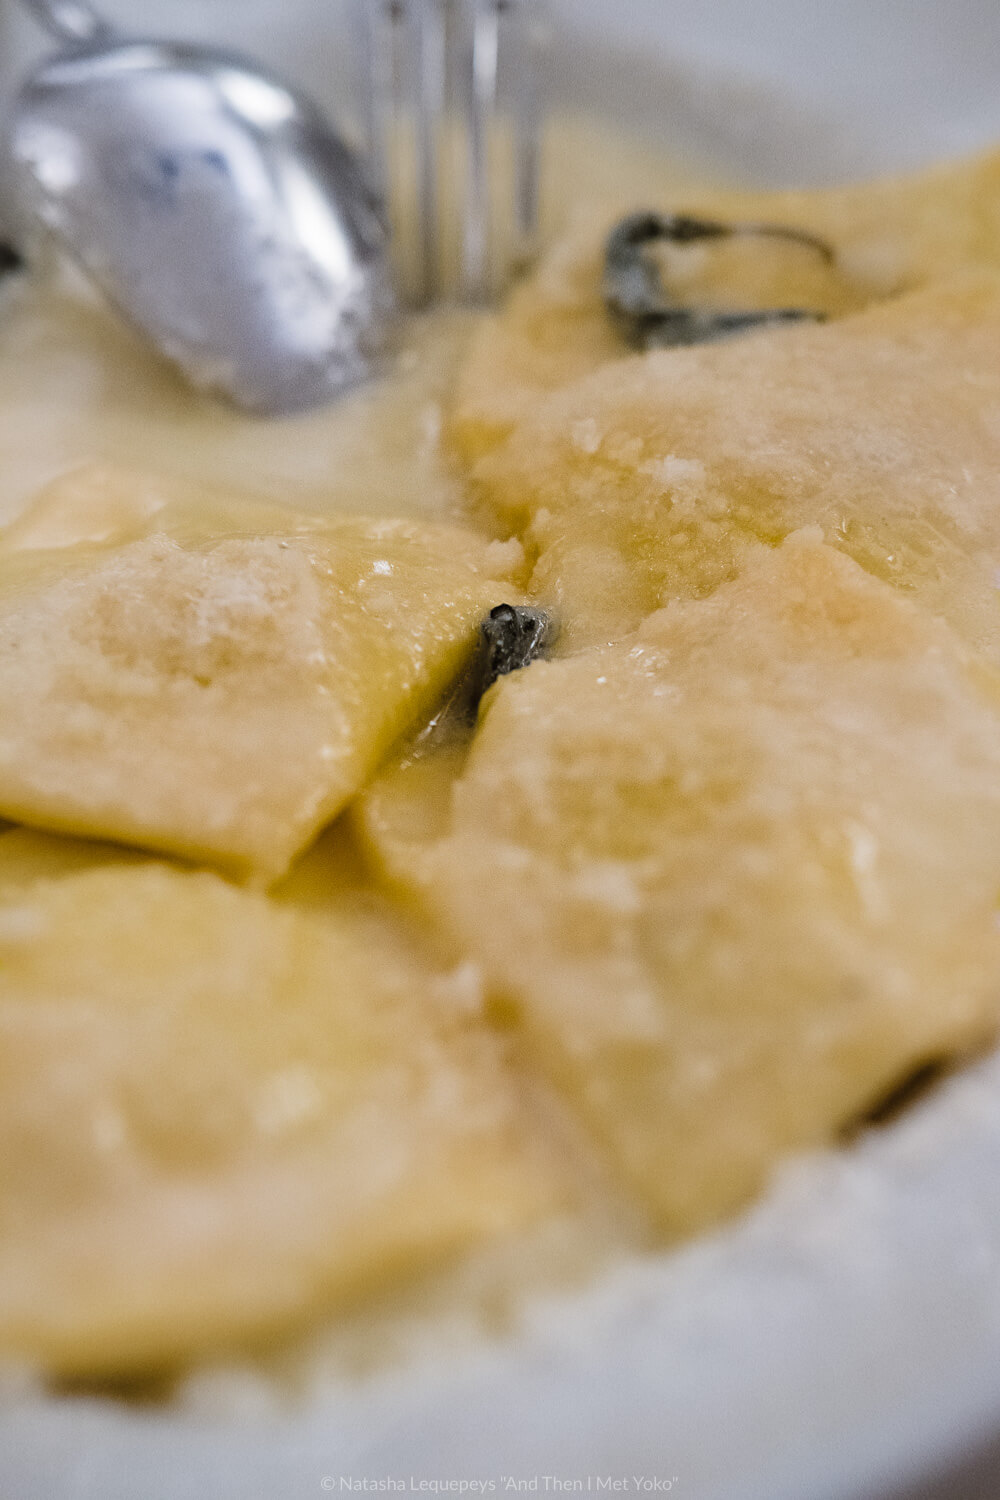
[0, 116, 723, 535]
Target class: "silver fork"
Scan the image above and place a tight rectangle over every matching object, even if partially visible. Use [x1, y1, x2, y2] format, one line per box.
[356, 0, 545, 306]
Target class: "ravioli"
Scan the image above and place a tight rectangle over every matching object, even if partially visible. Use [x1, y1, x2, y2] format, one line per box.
[0, 851, 560, 1377]
[358, 538, 1000, 1233]
[449, 210, 854, 466]
[471, 274, 1000, 652]
[450, 147, 1000, 462]
[0, 465, 523, 882]
[355, 738, 471, 909]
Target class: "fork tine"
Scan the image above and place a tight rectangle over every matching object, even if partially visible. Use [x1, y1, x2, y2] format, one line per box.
[463, 0, 500, 302]
[413, 0, 447, 304]
[357, 0, 544, 305]
[354, 0, 426, 301]
[354, 2, 401, 243]
[509, 1, 544, 267]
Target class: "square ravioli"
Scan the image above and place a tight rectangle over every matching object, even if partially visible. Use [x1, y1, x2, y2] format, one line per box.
[450, 147, 1000, 461]
[358, 538, 1000, 1234]
[0, 465, 523, 882]
[0, 848, 561, 1377]
[472, 274, 1000, 652]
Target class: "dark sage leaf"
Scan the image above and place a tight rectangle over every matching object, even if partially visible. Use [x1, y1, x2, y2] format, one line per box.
[842, 1058, 950, 1137]
[0, 243, 23, 278]
[474, 604, 557, 705]
[414, 604, 558, 749]
[603, 211, 834, 351]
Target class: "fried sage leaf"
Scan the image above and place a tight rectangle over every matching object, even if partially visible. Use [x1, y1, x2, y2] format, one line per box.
[603, 211, 832, 350]
[473, 603, 558, 707]
[0, 244, 22, 278]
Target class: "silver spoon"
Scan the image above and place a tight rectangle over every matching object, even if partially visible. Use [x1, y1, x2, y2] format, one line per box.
[7, 0, 396, 414]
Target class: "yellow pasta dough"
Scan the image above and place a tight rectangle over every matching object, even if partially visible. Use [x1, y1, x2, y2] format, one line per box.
[450, 147, 1000, 462]
[0, 465, 523, 882]
[358, 537, 1000, 1233]
[0, 850, 560, 1377]
[471, 274, 1000, 652]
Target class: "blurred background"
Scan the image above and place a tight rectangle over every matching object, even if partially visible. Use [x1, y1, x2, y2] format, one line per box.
[4, 0, 1000, 187]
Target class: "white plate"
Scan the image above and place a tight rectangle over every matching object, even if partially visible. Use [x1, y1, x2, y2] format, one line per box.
[3, 3, 1000, 1497]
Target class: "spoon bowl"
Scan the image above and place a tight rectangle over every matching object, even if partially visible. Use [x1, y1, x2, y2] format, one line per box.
[8, 17, 395, 413]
